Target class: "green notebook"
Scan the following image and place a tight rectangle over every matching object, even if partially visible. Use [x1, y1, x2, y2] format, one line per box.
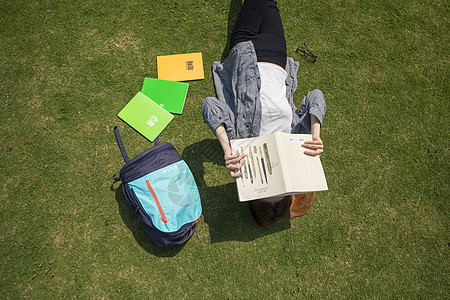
[118, 92, 174, 142]
[141, 78, 189, 114]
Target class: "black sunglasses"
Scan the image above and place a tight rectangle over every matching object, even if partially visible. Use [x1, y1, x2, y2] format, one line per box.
[296, 43, 317, 63]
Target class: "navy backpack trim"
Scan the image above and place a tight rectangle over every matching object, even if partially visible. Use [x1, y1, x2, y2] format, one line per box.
[113, 126, 202, 248]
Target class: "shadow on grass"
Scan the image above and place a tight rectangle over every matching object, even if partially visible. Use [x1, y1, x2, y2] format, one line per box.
[182, 139, 290, 243]
[190, 1, 291, 241]
[110, 138, 290, 255]
[220, 0, 243, 60]
[113, 184, 186, 257]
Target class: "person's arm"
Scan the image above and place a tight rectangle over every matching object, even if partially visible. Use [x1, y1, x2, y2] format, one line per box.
[302, 114, 324, 156]
[215, 124, 246, 178]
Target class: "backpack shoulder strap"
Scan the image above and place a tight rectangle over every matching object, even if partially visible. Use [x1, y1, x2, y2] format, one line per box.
[114, 126, 130, 163]
[114, 126, 161, 163]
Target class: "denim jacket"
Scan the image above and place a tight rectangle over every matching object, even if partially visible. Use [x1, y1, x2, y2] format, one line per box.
[202, 41, 326, 140]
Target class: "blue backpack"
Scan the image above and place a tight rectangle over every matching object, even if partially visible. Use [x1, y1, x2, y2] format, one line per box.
[113, 126, 202, 248]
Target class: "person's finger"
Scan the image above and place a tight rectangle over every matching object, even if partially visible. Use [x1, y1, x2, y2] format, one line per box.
[225, 152, 245, 160]
[230, 152, 247, 158]
[303, 140, 323, 146]
[236, 158, 246, 169]
[224, 154, 238, 162]
[230, 170, 243, 178]
[225, 154, 246, 165]
[228, 160, 245, 171]
[304, 148, 323, 156]
[302, 143, 324, 150]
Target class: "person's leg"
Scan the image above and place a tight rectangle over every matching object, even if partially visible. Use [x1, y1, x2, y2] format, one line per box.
[254, 0, 287, 68]
[259, 0, 285, 38]
[230, 0, 265, 49]
[230, 0, 287, 69]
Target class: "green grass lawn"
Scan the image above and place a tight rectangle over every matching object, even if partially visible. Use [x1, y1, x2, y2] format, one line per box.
[1, 0, 448, 298]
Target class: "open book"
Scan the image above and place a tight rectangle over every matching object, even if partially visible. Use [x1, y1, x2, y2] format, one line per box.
[230, 132, 328, 202]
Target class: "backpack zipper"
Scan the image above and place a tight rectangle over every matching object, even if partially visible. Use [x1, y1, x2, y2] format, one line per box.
[146, 180, 168, 223]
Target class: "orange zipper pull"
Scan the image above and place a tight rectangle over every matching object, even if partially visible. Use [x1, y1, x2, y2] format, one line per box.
[146, 180, 168, 223]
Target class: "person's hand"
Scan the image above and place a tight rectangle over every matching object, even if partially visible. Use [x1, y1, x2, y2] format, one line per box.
[302, 136, 324, 156]
[224, 152, 246, 178]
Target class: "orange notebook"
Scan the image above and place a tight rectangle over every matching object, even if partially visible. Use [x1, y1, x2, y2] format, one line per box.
[157, 52, 204, 82]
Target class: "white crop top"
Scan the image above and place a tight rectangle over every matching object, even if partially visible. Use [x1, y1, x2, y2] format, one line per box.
[257, 62, 292, 136]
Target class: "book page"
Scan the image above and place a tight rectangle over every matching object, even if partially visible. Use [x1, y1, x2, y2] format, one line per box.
[276, 133, 328, 194]
[230, 134, 287, 202]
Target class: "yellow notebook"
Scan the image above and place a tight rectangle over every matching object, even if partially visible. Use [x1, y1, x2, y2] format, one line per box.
[157, 52, 204, 82]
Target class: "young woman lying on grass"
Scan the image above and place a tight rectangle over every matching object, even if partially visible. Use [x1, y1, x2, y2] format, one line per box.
[202, 0, 326, 227]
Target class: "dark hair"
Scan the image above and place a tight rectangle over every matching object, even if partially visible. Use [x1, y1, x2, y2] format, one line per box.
[248, 193, 316, 228]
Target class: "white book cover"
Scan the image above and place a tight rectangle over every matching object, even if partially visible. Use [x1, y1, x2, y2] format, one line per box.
[230, 132, 328, 202]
